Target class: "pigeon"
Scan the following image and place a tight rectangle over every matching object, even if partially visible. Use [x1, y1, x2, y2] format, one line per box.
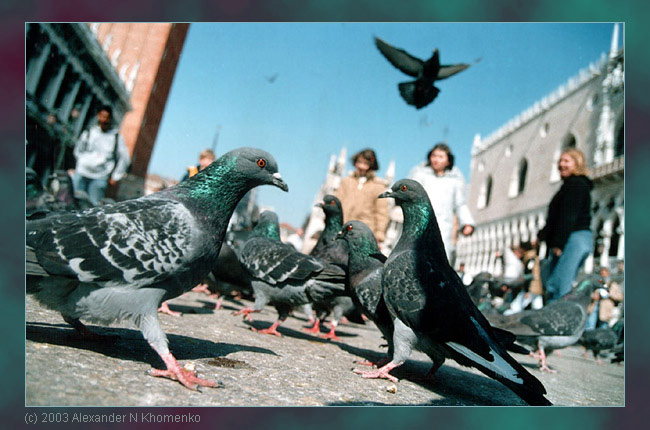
[337, 220, 394, 366]
[487, 276, 598, 373]
[26, 147, 288, 390]
[234, 211, 347, 337]
[579, 328, 619, 365]
[304, 195, 363, 340]
[359, 179, 551, 406]
[26, 168, 80, 219]
[374, 36, 478, 109]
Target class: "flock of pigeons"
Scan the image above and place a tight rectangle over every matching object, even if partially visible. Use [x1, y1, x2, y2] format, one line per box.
[27, 146, 567, 406]
[25, 39, 618, 406]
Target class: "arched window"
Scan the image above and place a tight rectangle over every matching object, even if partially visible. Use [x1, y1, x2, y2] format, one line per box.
[615, 122, 624, 157]
[477, 175, 493, 209]
[509, 158, 528, 198]
[518, 158, 528, 195]
[562, 133, 576, 150]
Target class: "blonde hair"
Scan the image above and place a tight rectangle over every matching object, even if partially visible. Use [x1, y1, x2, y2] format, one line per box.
[561, 148, 589, 177]
[199, 149, 216, 161]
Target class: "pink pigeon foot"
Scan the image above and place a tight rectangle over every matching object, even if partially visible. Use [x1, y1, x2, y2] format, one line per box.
[353, 362, 400, 383]
[233, 307, 259, 322]
[148, 351, 222, 390]
[354, 356, 391, 368]
[191, 283, 211, 295]
[538, 348, 557, 373]
[303, 319, 321, 334]
[252, 320, 283, 337]
[320, 325, 340, 341]
[158, 301, 182, 317]
[213, 296, 224, 310]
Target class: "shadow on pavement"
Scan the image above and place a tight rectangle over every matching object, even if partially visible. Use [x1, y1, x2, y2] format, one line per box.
[26, 321, 278, 369]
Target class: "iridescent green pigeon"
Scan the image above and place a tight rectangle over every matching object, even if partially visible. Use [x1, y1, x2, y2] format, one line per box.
[26, 147, 288, 390]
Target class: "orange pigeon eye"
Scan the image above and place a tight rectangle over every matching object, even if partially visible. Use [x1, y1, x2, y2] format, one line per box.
[257, 158, 267, 168]
[346, 224, 353, 231]
[400, 184, 408, 191]
[330, 200, 336, 206]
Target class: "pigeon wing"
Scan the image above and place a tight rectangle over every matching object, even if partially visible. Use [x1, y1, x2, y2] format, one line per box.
[518, 301, 585, 336]
[26, 198, 201, 287]
[241, 238, 324, 285]
[374, 37, 423, 77]
[437, 63, 471, 80]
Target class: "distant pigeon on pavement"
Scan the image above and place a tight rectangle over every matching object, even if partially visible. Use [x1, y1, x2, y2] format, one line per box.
[360, 179, 551, 406]
[337, 220, 394, 366]
[26, 147, 288, 390]
[234, 211, 347, 337]
[304, 195, 363, 340]
[374, 36, 478, 109]
[487, 276, 598, 373]
[579, 327, 620, 365]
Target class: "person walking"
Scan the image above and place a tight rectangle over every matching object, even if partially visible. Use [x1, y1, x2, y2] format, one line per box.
[71, 105, 130, 205]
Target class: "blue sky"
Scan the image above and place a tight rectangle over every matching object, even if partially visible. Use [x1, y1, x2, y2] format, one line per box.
[149, 22, 619, 228]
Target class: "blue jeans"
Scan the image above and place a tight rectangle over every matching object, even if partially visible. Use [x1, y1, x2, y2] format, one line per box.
[72, 172, 108, 206]
[545, 230, 593, 302]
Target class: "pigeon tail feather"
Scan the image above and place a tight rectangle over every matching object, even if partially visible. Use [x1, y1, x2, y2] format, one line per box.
[398, 81, 439, 109]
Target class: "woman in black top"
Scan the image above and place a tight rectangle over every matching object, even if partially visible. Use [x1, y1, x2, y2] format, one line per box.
[538, 148, 593, 302]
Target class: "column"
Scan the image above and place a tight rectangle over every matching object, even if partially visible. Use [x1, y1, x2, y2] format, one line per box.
[26, 41, 52, 96]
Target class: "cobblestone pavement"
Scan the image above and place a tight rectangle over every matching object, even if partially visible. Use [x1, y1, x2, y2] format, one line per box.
[26, 292, 624, 407]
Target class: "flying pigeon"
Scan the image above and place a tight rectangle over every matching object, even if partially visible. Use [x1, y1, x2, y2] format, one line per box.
[337, 220, 394, 366]
[486, 275, 598, 373]
[303, 195, 363, 340]
[26, 147, 288, 390]
[361, 179, 551, 406]
[374, 36, 478, 109]
[234, 211, 347, 337]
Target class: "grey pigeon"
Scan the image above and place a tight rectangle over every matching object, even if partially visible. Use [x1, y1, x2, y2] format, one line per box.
[337, 220, 394, 366]
[362, 179, 551, 406]
[304, 195, 363, 340]
[579, 328, 619, 365]
[26, 169, 80, 219]
[26, 147, 288, 390]
[487, 276, 598, 373]
[374, 36, 477, 109]
[234, 211, 347, 337]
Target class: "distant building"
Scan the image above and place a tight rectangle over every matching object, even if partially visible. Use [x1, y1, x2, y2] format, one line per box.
[457, 24, 624, 276]
[89, 23, 189, 200]
[26, 23, 131, 184]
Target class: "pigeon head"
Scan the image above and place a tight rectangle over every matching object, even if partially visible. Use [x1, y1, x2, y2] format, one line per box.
[379, 179, 443, 244]
[222, 147, 288, 192]
[337, 221, 383, 265]
[378, 179, 430, 206]
[337, 221, 377, 248]
[317, 195, 343, 217]
[250, 210, 281, 241]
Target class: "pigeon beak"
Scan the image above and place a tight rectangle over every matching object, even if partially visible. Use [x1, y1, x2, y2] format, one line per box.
[378, 191, 393, 199]
[271, 173, 289, 192]
[315, 202, 324, 208]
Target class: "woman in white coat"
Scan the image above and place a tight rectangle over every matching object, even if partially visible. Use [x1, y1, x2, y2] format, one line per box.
[408, 143, 475, 264]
